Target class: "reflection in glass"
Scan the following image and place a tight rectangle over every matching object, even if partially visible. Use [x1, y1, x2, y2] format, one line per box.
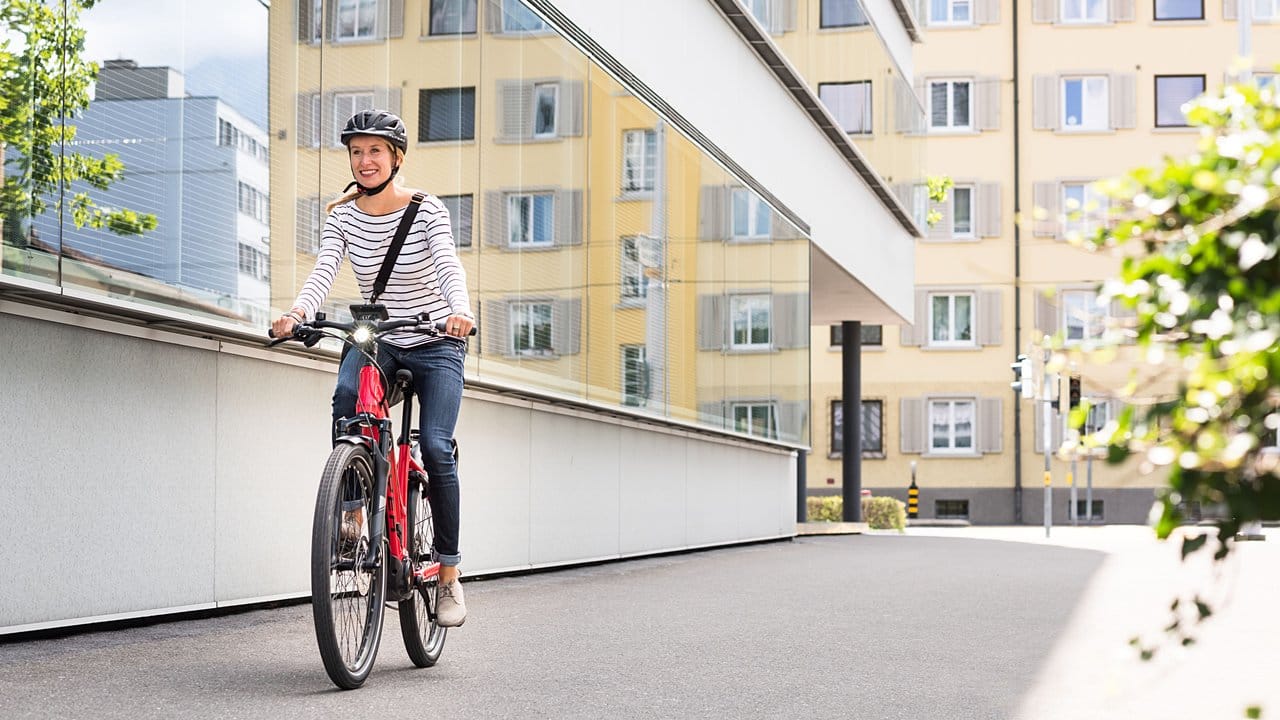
[337, 0, 378, 40]
[820, 0, 868, 27]
[419, 88, 476, 142]
[501, 0, 547, 32]
[429, 0, 478, 35]
[512, 302, 553, 355]
[621, 130, 657, 192]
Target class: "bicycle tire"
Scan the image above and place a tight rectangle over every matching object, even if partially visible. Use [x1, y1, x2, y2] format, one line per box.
[311, 443, 387, 689]
[399, 470, 447, 667]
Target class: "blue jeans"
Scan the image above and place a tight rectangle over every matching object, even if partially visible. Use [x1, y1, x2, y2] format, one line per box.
[333, 338, 466, 566]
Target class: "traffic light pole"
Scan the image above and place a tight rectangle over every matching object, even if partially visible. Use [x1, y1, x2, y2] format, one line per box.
[1042, 353, 1054, 538]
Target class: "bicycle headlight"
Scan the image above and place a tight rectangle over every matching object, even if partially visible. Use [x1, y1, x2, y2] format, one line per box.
[353, 324, 373, 344]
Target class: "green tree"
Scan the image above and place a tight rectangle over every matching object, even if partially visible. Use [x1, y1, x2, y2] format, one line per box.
[1066, 78, 1278, 661]
[0, 0, 156, 245]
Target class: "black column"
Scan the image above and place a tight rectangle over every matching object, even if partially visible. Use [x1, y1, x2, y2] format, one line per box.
[842, 321, 862, 522]
[796, 448, 807, 523]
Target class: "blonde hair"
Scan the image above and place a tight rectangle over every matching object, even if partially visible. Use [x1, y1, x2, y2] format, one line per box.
[325, 144, 406, 213]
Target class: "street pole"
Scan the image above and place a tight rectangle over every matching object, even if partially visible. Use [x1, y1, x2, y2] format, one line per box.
[1086, 413, 1094, 524]
[1069, 453, 1078, 526]
[1042, 353, 1054, 537]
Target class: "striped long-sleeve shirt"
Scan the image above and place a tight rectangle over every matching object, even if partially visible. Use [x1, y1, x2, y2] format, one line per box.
[292, 194, 473, 348]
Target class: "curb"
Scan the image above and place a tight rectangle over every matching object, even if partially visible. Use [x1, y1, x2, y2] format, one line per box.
[795, 522, 868, 536]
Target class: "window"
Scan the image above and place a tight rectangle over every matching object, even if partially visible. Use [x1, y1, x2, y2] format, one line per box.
[333, 92, 374, 145]
[439, 194, 473, 248]
[730, 295, 771, 349]
[418, 88, 476, 142]
[620, 236, 650, 300]
[951, 185, 974, 238]
[1155, 75, 1205, 127]
[828, 324, 883, 347]
[237, 244, 269, 282]
[820, 0, 868, 27]
[930, 0, 971, 25]
[237, 182, 269, 224]
[742, 0, 771, 26]
[307, 0, 323, 41]
[507, 193, 554, 246]
[733, 402, 778, 439]
[910, 184, 930, 229]
[1062, 182, 1107, 238]
[830, 399, 884, 457]
[297, 199, 322, 255]
[218, 119, 267, 161]
[1061, 289, 1107, 343]
[336, 0, 377, 40]
[929, 79, 972, 131]
[1084, 398, 1113, 432]
[1061, 76, 1108, 130]
[1074, 500, 1104, 521]
[622, 129, 657, 193]
[1061, 0, 1106, 22]
[1154, 0, 1203, 20]
[502, 0, 547, 31]
[929, 399, 975, 453]
[511, 302, 552, 354]
[929, 293, 974, 346]
[935, 499, 970, 519]
[818, 81, 873, 134]
[731, 189, 771, 240]
[429, 0, 477, 34]
[1258, 73, 1278, 91]
[622, 345, 648, 407]
[532, 83, 558, 138]
[1253, 0, 1280, 19]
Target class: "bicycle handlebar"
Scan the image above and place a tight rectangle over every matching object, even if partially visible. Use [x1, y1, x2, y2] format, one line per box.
[266, 313, 476, 345]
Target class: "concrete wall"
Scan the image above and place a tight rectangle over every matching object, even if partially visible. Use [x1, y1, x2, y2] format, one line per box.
[0, 306, 796, 634]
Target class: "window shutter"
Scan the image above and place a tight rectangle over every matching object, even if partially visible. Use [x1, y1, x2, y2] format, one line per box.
[1032, 0, 1057, 22]
[770, 213, 804, 241]
[767, 0, 798, 32]
[928, 191, 953, 240]
[373, 87, 402, 115]
[386, 0, 405, 38]
[697, 295, 726, 350]
[698, 186, 730, 241]
[296, 197, 318, 253]
[552, 298, 582, 355]
[484, 0, 504, 31]
[325, 0, 338, 40]
[554, 189, 583, 246]
[894, 80, 923, 134]
[483, 191, 505, 246]
[978, 289, 1002, 346]
[557, 80, 584, 137]
[1035, 290, 1060, 337]
[298, 0, 315, 41]
[1032, 182, 1059, 236]
[321, 91, 336, 146]
[1110, 298, 1137, 343]
[1034, 408, 1065, 454]
[497, 80, 532, 141]
[976, 76, 1001, 130]
[1111, 0, 1135, 21]
[900, 397, 925, 454]
[1224, 0, 1238, 20]
[979, 397, 1003, 453]
[296, 93, 316, 147]
[773, 293, 810, 349]
[1110, 73, 1137, 129]
[777, 401, 807, 443]
[899, 289, 928, 346]
[1033, 75, 1059, 130]
[481, 300, 511, 355]
[698, 401, 727, 429]
[978, 182, 1001, 237]
[976, 0, 1001, 23]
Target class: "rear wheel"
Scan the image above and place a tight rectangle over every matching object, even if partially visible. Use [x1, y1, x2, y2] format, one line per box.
[311, 442, 387, 689]
[399, 470, 447, 667]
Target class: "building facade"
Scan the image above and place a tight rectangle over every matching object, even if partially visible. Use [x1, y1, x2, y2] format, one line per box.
[806, 0, 1280, 523]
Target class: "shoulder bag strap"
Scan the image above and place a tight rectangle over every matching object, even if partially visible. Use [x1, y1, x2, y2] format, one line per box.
[371, 192, 426, 304]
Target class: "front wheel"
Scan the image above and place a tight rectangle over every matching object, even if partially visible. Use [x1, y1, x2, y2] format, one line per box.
[311, 442, 387, 689]
[399, 471, 447, 667]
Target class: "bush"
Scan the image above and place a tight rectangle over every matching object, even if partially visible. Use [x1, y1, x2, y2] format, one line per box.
[807, 495, 842, 522]
[863, 496, 907, 532]
[806, 494, 907, 531]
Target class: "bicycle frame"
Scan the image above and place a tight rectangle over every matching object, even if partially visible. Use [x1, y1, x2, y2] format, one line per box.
[344, 337, 441, 599]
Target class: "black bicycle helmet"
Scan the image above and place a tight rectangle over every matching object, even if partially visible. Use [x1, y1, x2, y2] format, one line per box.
[340, 109, 408, 154]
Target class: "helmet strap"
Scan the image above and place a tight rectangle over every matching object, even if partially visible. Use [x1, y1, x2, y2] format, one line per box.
[344, 164, 400, 197]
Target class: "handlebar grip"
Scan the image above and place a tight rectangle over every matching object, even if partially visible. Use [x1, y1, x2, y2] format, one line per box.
[432, 319, 477, 336]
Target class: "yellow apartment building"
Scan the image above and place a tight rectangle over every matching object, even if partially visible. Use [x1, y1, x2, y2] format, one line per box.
[800, 0, 1280, 523]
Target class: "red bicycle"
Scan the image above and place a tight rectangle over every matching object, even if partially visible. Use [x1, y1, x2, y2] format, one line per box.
[269, 303, 473, 689]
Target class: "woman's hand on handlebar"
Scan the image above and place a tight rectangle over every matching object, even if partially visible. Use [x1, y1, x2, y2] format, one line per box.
[270, 312, 300, 339]
[442, 312, 475, 339]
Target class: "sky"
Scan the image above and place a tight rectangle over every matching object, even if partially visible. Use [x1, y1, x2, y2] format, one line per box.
[81, 0, 269, 126]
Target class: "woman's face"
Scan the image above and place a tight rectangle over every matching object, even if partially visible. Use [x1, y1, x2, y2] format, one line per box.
[347, 136, 397, 186]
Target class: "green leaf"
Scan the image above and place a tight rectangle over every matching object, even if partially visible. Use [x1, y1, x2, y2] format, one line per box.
[1181, 534, 1209, 559]
[1245, 706, 1261, 719]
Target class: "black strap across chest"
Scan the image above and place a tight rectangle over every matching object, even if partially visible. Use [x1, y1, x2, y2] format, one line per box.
[371, 192, 426, 304]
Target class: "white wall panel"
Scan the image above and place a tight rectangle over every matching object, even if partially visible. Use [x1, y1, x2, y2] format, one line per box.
[619, 429, 689, 555]
[685, 441, 743, 546]
[454, 396, 534, 572]
[528, 411, 622, 564]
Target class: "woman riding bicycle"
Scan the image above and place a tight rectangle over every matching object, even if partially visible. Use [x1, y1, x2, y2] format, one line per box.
[272, 109, 474, 627]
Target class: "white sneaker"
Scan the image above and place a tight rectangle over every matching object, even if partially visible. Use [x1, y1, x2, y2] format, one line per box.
[436, 578, 467, 627]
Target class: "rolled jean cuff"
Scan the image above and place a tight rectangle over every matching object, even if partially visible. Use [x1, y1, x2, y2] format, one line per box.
[437, 552, 461, 567]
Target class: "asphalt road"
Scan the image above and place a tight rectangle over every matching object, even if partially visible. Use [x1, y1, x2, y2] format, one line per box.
[3, 529, 1273, 719]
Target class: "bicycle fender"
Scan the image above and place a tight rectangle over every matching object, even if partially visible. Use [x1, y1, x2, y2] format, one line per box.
[334, 435, 374, 451]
